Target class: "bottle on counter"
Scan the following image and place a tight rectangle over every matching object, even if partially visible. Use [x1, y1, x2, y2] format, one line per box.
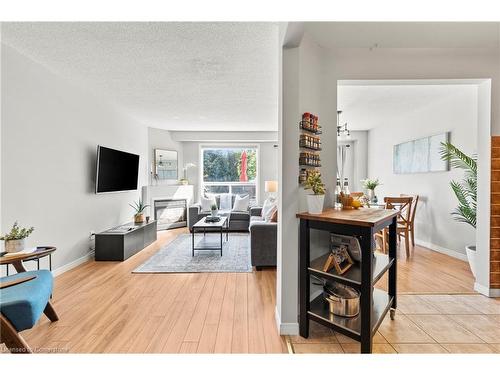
[342, 177, 350, 196]
[334, 178, 342, 209]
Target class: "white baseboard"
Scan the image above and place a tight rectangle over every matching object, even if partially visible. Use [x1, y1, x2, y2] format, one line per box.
[474, 282, 500, 297]
[274, 306, 299, 336]
[489, 289, 500, 297]
[415, 239, 468, 261]
[52, 251, 94, 277]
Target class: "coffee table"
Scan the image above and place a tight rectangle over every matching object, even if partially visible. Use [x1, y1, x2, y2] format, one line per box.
[191, 216, 228, 256]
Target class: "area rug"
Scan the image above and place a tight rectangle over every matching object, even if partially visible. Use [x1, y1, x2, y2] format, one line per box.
[133, 233, 252, 273]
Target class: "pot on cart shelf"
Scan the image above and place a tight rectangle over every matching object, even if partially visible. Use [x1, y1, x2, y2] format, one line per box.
[306, 194, 325, 214]
[304, 171, 325, 214]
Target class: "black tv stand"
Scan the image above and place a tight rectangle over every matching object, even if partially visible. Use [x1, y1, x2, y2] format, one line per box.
[95, 220, 157, 261]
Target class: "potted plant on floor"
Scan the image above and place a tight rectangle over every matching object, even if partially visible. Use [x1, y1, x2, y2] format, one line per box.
[304, 171, 326, 214]
[0, 221, 35, 253]
[440, 142, 477, 277]
[361, 178, 381, 203]
[130, 199, 150, 224]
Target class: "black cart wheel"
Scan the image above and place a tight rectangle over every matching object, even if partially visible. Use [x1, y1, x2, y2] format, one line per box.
[390, 308, 396, 320]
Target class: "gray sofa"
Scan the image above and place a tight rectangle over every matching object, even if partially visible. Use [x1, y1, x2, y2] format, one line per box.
[188, 194, 251, 232]
[249, 207, 277, 270]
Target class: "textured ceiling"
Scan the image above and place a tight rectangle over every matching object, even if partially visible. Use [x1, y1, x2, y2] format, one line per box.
[2, 22, 279, 131]
[337, 84, 478, 131]
[305, 22, 500, 48]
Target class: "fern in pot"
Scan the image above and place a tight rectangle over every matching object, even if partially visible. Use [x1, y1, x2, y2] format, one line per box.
[304, 171, 326, 214]
[440, 142, 477, 277]
[0, 221, 35, 253]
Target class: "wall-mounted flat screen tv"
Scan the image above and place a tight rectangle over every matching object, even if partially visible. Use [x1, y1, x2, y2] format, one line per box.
[96, 145, 139, 193]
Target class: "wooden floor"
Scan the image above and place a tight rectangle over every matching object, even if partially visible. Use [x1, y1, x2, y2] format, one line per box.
[3, 228, 476, 353]
[375, 242, 475, 294]
[17, 229, 287, 354]
[290, 294, 500, 354]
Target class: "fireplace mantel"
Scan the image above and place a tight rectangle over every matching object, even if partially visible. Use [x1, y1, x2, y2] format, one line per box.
[141, 185, 194, 217]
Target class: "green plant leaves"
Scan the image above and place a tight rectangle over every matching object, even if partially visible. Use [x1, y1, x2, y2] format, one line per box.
[361, 178, 381, 190]
[304, 171, 325, 195]
[440, 142, 477, 174]
[129, 199, 150, 214]
[0, 221, 35, 241]
[440, 142, 477, 229]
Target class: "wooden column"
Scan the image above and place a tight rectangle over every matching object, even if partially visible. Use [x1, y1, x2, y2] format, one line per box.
[490, 136, 500, 289]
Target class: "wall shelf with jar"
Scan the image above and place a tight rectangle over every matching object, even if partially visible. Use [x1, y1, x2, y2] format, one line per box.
[299, 152, 321, 167]
[299, 112, 322, 184]
[299, 134, 322, 151]
[299, 112, 322, 134]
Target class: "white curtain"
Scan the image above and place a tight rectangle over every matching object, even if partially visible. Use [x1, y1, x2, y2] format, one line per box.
[337, 144, 349, 182]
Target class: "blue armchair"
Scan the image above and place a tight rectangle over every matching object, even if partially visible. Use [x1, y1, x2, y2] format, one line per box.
[0, 270, 58, 353]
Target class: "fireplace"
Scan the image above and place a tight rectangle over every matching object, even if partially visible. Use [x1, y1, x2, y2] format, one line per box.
[154, 199, 187, 230]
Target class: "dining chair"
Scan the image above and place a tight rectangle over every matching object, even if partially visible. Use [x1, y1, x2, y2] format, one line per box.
[401, 194, 419, 247]
[374, 196, 413, 257]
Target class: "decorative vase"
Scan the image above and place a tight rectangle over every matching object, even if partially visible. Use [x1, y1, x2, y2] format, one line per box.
[306, 194, 325, 214]
[211, 209, 218, 217]
[465, 245, 477, 279]
[367, 189, 375, 202]
[134, 213, 145, 224]
[5, 239, 26, 253]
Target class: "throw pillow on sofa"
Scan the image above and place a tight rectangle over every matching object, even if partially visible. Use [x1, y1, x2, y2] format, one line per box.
[219, 193, 232, 211]
[233, 195, 249, 211]
[265, 204, 277, 222]
[261, 198, 277, 222]
[201, 196, 217, 212]
[270, 209, 278, 222]
[261, 197, 275, 218]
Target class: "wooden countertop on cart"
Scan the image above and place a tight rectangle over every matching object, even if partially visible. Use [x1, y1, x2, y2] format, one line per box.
[296, 207, 398, 227]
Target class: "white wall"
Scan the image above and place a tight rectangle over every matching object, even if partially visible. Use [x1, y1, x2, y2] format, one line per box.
[366, 85, 477, 256]
[279, 37, 500, 331]
[322, 47, 498, 292]
[1, 44, 148, 274]
[279, 34, 337, 333]
[476, 80, 493, 295]
[181, 139, 278, 205]
[148, 127, 183, 185]
[171, 131, 278, 143]
[0, 26, 2, 235]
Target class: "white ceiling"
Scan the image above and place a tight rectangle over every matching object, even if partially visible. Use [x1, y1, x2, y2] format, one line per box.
[337, 84, 477, 131]
[1, 22, 279, 131]
[304, 22, 500, 48]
